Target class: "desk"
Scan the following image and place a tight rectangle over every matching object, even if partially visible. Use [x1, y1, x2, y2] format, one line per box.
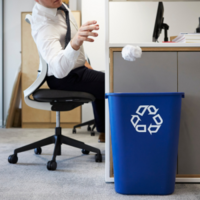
[105, 43, 200, 183]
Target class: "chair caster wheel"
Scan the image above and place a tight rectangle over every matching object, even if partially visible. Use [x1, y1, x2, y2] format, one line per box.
[34, 147, 42, 155]
[82, 149, 90, 155]
[95, 153, 102, 163]
[91, 132, 95, 136]
[8, 154, 18, 164]
[87, 126, 92, 131]
[47, 160, 57, 171]
[73, 128, 76, 134]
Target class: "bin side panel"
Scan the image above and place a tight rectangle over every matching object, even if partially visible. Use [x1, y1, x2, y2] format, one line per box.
[178, 52, 200, 175]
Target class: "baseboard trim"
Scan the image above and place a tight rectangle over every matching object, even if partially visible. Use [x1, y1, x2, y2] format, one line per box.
[0, 120, 6, 127]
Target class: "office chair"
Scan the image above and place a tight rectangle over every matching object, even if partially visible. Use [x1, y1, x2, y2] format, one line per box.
[8, 14, 102, 171]
[73, 119, 96, 136]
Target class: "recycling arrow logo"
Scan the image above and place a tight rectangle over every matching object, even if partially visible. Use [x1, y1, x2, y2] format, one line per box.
[130, 105, 163, 135]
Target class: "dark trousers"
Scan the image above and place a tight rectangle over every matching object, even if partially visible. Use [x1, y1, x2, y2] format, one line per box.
[46, 66, 105, 133]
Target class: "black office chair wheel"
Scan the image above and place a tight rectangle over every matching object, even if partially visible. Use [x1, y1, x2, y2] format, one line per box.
[34, 147, 42, 155]
[8, 154, 18, 164]
[47, 160, 57, 171]
[82, 149, 90, 155]
[95, 153, 102, 163]
[87, 126, 92, 131]
[72, 128, 76, 134]
[91, 132, 95, 136]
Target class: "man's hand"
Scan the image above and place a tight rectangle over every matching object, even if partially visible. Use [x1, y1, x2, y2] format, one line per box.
[70, 20, 99, 51]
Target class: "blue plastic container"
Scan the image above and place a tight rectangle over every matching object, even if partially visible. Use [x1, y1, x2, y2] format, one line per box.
[105, 93, 184, 195]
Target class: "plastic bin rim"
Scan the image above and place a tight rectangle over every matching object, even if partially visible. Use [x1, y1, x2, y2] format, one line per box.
[105, 92, 185, 98]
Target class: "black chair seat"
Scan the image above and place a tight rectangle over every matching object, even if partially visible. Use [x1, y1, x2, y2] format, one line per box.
[32, 89, 95, 103]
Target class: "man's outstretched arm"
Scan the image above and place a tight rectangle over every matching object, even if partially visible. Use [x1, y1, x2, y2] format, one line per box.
[35, 25, 80, 79]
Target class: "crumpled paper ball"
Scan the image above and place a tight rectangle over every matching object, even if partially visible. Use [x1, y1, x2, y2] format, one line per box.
[121, 45, 142, 61]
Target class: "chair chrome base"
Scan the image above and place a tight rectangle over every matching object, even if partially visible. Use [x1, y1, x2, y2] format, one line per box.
[8, 127, 102, 171]
[73, 119, 96, 136]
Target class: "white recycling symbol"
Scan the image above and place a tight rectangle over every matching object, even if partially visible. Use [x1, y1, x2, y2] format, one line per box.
[130, 105, 163, 135]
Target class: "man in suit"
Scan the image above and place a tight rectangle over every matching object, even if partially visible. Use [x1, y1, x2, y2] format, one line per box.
[32, 0, 105, 142]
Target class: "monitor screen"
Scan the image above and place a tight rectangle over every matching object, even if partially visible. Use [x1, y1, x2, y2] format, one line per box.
[153, 2, 164, 42]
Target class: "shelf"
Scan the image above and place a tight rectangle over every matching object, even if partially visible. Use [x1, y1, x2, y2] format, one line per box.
[109, 43, 200, 47]
[109, 0, 200, 2]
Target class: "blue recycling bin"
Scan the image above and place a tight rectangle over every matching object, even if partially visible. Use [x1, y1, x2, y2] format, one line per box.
[105, 92, 184, 195]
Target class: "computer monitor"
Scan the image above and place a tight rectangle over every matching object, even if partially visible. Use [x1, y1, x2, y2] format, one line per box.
[153, 2, 169, 42]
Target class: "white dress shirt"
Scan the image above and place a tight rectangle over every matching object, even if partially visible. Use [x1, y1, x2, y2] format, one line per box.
[31, 3, 86, 79]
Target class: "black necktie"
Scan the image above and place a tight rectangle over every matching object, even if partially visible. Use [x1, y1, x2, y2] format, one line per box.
[58, 4, 71, 48]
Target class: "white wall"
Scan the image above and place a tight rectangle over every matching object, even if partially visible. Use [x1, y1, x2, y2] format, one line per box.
[109, 2, 200, 43]
[82, 1, 106, 72]
[69, 0, 82, 11]
[81, 0, 106, 125]
[77, 0, 82, 11]
[4, 0, 35, 124]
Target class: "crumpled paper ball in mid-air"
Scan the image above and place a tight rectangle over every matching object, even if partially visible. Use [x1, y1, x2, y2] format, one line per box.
[121, 45, 142, 61]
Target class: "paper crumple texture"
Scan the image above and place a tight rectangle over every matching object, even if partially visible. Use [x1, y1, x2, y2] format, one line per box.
[121, 45, 142, 61]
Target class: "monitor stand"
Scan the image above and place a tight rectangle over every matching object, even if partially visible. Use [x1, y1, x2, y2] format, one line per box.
[196, 17, 200, 33]
[161, 23, 169, 42]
